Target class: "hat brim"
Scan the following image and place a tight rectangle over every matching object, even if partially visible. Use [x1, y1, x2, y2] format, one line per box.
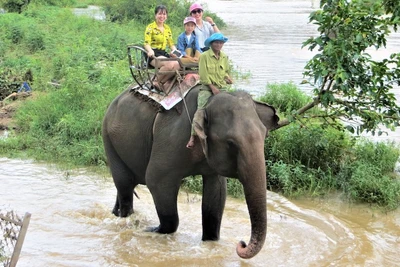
[204, 36, 228, 48]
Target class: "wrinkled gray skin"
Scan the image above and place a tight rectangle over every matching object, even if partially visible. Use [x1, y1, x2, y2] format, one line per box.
[102, 85, 279, 259]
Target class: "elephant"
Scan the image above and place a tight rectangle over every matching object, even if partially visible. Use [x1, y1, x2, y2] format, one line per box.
[102, 85, 279, 259]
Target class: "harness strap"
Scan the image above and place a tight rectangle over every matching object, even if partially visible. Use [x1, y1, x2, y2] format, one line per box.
[176, 70, 193, 127]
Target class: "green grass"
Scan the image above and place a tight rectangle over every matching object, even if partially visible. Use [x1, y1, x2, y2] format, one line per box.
[259, 82, 314, 116]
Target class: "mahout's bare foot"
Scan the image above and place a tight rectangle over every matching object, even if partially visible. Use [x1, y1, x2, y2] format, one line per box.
[186, 136, 195, 149]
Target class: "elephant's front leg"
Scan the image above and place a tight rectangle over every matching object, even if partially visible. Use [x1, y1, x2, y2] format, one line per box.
[146, 169, 181, 234]
[202, 174, 227, 241]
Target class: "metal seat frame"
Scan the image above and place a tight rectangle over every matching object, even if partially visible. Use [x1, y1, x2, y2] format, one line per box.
[127, 45, 199, 92]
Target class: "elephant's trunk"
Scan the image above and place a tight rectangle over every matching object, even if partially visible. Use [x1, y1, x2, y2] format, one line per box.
[236, 143, 267, 259]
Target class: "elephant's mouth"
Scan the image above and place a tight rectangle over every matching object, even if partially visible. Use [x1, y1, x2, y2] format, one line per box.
[208, 158, 238, 178]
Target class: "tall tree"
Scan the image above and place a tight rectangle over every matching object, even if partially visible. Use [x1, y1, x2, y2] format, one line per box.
[278, 0, 400, 136]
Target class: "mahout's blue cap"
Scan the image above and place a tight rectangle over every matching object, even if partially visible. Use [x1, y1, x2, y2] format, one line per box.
[204, 33, 228, 48]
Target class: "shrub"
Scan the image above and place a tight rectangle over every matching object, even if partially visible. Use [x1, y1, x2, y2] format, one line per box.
[182, 176, 245, 198]
[265, 122, 353, 174]
[25, 27, 45, 52]
[258, 82, 313, 115]
[0, 0, 30, 13]
[7, 23, 24, 44]
[267, 160, 336, 197]
[353, 139, 400, 173]
[346, 162, 400, 209]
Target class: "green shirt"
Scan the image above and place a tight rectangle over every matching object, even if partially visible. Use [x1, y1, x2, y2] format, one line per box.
[199, 49, 230, 89]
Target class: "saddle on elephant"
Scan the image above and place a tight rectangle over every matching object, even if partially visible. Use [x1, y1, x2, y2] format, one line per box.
[129, 73, 200, 111]
[127, 45, 200, 110]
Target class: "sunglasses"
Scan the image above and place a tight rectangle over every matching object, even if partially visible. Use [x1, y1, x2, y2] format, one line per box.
[191, 9, 202, 14]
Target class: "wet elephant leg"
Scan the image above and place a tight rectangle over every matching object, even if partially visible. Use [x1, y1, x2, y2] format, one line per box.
[112, 166, 135, 217]
[146, 169, 181, 234]
[104, 138, 135, 217]
[202, 174, 227, 241]
[113, 195, 120, 216]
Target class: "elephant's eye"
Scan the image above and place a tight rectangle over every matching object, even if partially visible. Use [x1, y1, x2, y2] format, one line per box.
[227, 139, 237, 149]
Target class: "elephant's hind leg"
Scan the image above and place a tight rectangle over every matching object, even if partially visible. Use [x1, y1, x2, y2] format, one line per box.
[112, 195, 120, 216]
[111, 164, 136, 217]
[104, 137, 135, 217]
[202, 174, 227, 241]
[112, 194, 134, 217]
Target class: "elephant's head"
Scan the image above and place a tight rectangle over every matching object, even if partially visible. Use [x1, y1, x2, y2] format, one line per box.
[193, 90, 279, 259]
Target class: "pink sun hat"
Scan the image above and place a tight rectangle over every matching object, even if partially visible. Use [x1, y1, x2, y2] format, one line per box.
[190, 3, 203, 13]
[183, 17, 197, 25]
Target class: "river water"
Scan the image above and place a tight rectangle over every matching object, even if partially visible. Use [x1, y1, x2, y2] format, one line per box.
[1, 1, 400, 266]
[1, 157, 399, 266]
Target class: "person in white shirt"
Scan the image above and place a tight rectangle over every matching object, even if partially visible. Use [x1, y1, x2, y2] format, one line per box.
[189, 2, 221, 52]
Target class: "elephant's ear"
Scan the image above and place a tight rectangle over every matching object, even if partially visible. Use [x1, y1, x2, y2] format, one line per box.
[193, 109, 208, 157]
[254, 100, 280, 136]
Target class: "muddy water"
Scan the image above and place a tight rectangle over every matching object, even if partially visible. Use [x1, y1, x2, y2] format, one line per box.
[1, 1, 400, 266]
[1, 157, 400, 266]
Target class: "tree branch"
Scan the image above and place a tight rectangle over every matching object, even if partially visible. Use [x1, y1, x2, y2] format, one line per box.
[277, 97, 321, 129]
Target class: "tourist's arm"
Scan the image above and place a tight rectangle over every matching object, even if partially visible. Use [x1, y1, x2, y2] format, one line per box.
[205, 16, 220, 33]
[176, 34, 187, 56]
[194, 36, 202, 54]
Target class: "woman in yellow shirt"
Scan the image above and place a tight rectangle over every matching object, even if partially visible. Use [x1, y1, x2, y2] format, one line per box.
[144, 5, 180, 92]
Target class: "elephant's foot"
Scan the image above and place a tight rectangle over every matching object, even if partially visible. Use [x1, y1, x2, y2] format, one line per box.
[186, 135, 195, 149]
[145, 226, 160, 232]
[144, 224, 177, 234]
[113, 194, 134, 217]
[112, 207, 119, 217]
[112, 207, 133, 217]
[202, 233, 220, 241]
[145, 214, 179, 234]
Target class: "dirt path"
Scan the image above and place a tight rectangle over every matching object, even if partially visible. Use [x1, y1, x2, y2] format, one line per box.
[0, 103, 16, 130]
[0, 92, 31, 130]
